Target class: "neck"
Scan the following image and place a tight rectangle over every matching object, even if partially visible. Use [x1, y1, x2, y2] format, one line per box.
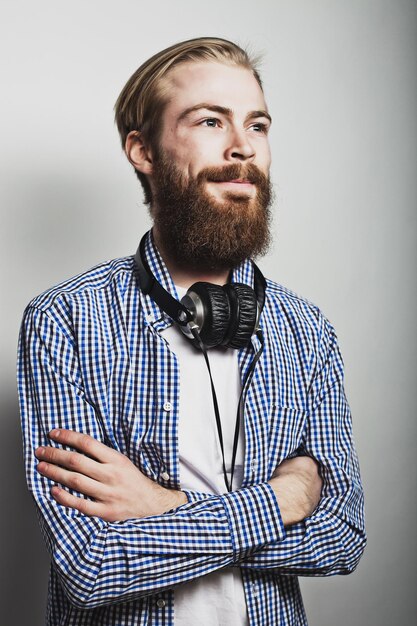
[152, 227, 231, 288]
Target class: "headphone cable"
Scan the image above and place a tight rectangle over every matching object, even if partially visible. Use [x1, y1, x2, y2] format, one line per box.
[190, 326, 264, 493]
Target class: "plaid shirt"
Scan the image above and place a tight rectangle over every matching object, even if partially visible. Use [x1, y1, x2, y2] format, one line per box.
[18, 231, 366, 626]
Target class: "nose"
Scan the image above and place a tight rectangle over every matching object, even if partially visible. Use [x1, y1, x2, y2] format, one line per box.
[224, 128, 255, 162]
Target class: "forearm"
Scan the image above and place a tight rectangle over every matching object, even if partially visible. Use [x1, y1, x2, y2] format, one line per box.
[239, 452, 366, 575]
[33, 480, 284, 608]
[240, 482, 366, 575]
[179, 498, 365, 577]
[184, 452, 365, 577]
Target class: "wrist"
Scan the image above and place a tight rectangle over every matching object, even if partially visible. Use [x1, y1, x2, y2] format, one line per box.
[268, 475, 303, 527]
[173, 489, 188, 509]
[162, 488, 187, 514]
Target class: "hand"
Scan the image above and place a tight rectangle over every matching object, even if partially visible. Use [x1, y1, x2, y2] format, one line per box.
[268, 456, 322, 527]
[35, 429, 187, 522]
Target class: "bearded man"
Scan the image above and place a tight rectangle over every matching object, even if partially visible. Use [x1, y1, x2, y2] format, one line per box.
[18, 37, 366, 626]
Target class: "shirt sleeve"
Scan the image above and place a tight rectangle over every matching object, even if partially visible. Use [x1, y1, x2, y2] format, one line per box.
[17, 305, 286, 609]
[239, 316, 366, 575]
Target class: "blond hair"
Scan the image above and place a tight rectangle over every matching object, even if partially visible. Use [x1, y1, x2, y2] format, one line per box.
[114, 37, 262, 203]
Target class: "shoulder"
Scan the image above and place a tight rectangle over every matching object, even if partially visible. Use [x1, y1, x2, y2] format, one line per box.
[263, 278, 335, 347]
[19, 256, 138, 355]
[27, 256, 135, 313]
[265, 278, 322, 322]
[21, 256, 137, 338]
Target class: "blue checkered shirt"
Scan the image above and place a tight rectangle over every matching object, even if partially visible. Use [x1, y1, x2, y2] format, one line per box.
[18, 231, 366, 625]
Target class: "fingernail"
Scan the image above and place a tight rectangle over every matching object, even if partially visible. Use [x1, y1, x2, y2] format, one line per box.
[35, 447, 44, 458]
[49, 429, 60, 439]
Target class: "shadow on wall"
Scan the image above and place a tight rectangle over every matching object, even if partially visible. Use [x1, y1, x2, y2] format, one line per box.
[0, 393, 49, 626]
[1, 168, 142, 626]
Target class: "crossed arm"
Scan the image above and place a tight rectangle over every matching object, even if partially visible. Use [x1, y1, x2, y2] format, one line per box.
[35, 429, 321, 527]
[19, 305, 366, 609]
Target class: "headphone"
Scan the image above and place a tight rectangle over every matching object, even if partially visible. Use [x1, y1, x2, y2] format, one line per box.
[134, 232, 267, 349]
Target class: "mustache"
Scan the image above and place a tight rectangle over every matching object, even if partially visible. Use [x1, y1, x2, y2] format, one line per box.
[196, 163, 268, 186]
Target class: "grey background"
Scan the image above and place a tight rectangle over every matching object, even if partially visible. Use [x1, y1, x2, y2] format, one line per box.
[1, 0, 416, 624]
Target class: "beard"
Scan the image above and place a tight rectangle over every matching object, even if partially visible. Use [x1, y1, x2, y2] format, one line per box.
[150, 154, 273, 272]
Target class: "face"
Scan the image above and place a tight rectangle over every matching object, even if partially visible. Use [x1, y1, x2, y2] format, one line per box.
[151, 61, 272, 203]
[143, 61, 273, 272]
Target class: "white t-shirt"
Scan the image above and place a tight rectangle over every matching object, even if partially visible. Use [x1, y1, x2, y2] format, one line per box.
[161, 286, 248, 625]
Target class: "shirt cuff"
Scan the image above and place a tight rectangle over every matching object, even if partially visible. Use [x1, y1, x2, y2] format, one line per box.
[220, 483, 286, 562]
[182, 488, 213, 504]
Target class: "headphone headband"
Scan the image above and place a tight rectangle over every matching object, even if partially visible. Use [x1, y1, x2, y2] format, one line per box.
[135, 234, 192, 326]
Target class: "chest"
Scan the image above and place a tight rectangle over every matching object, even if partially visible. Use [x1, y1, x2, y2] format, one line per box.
[76, 309, 310, 489]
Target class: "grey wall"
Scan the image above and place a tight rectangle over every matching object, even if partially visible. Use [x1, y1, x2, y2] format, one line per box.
[1, 1, 416, 624]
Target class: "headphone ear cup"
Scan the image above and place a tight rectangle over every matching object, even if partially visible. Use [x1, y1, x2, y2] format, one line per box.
[185, 282, 231, 348]
[223, 283, 258, 349]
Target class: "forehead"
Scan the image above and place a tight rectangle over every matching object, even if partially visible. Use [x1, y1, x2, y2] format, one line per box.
[161, 60, 268, 117]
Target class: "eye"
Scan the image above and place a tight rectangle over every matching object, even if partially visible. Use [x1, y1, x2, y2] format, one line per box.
[201, 118, 221, 128]
[250, 122, 269, 133]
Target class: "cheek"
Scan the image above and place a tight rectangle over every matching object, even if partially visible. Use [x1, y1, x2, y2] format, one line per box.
[256, 140, 271, 168]
[160, 128, 228, 178]
[167, 146, 208, 179]
[159, 143, 189, 173]
[256, 152, 272, 179]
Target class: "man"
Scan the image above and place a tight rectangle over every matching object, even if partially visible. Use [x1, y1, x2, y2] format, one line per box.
[18, 37, 366, 625]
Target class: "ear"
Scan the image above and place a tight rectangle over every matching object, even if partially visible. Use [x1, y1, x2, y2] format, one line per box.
[125, 130, 154, 176]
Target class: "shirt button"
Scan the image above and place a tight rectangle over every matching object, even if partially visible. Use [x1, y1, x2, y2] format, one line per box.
[156, 599, 166, 608]
[161, 471, 170, 481]
[163, 402, 172, 412]
[251, 458, 257, 473]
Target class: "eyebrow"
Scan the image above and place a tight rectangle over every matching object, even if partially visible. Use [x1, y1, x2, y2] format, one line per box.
[177, 103, 272, 125]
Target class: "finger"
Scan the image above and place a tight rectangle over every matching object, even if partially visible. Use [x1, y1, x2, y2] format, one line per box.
[37, 460, 105, 500]
[35, 445, 105, 482]
[50, 485, 103, 518]
[48, 429, 116, 463]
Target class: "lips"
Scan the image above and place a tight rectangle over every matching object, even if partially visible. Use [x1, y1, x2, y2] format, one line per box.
[209, 177, 254, 184]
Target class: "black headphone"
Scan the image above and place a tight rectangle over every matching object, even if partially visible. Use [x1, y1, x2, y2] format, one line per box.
[134, 233, 267, 349]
